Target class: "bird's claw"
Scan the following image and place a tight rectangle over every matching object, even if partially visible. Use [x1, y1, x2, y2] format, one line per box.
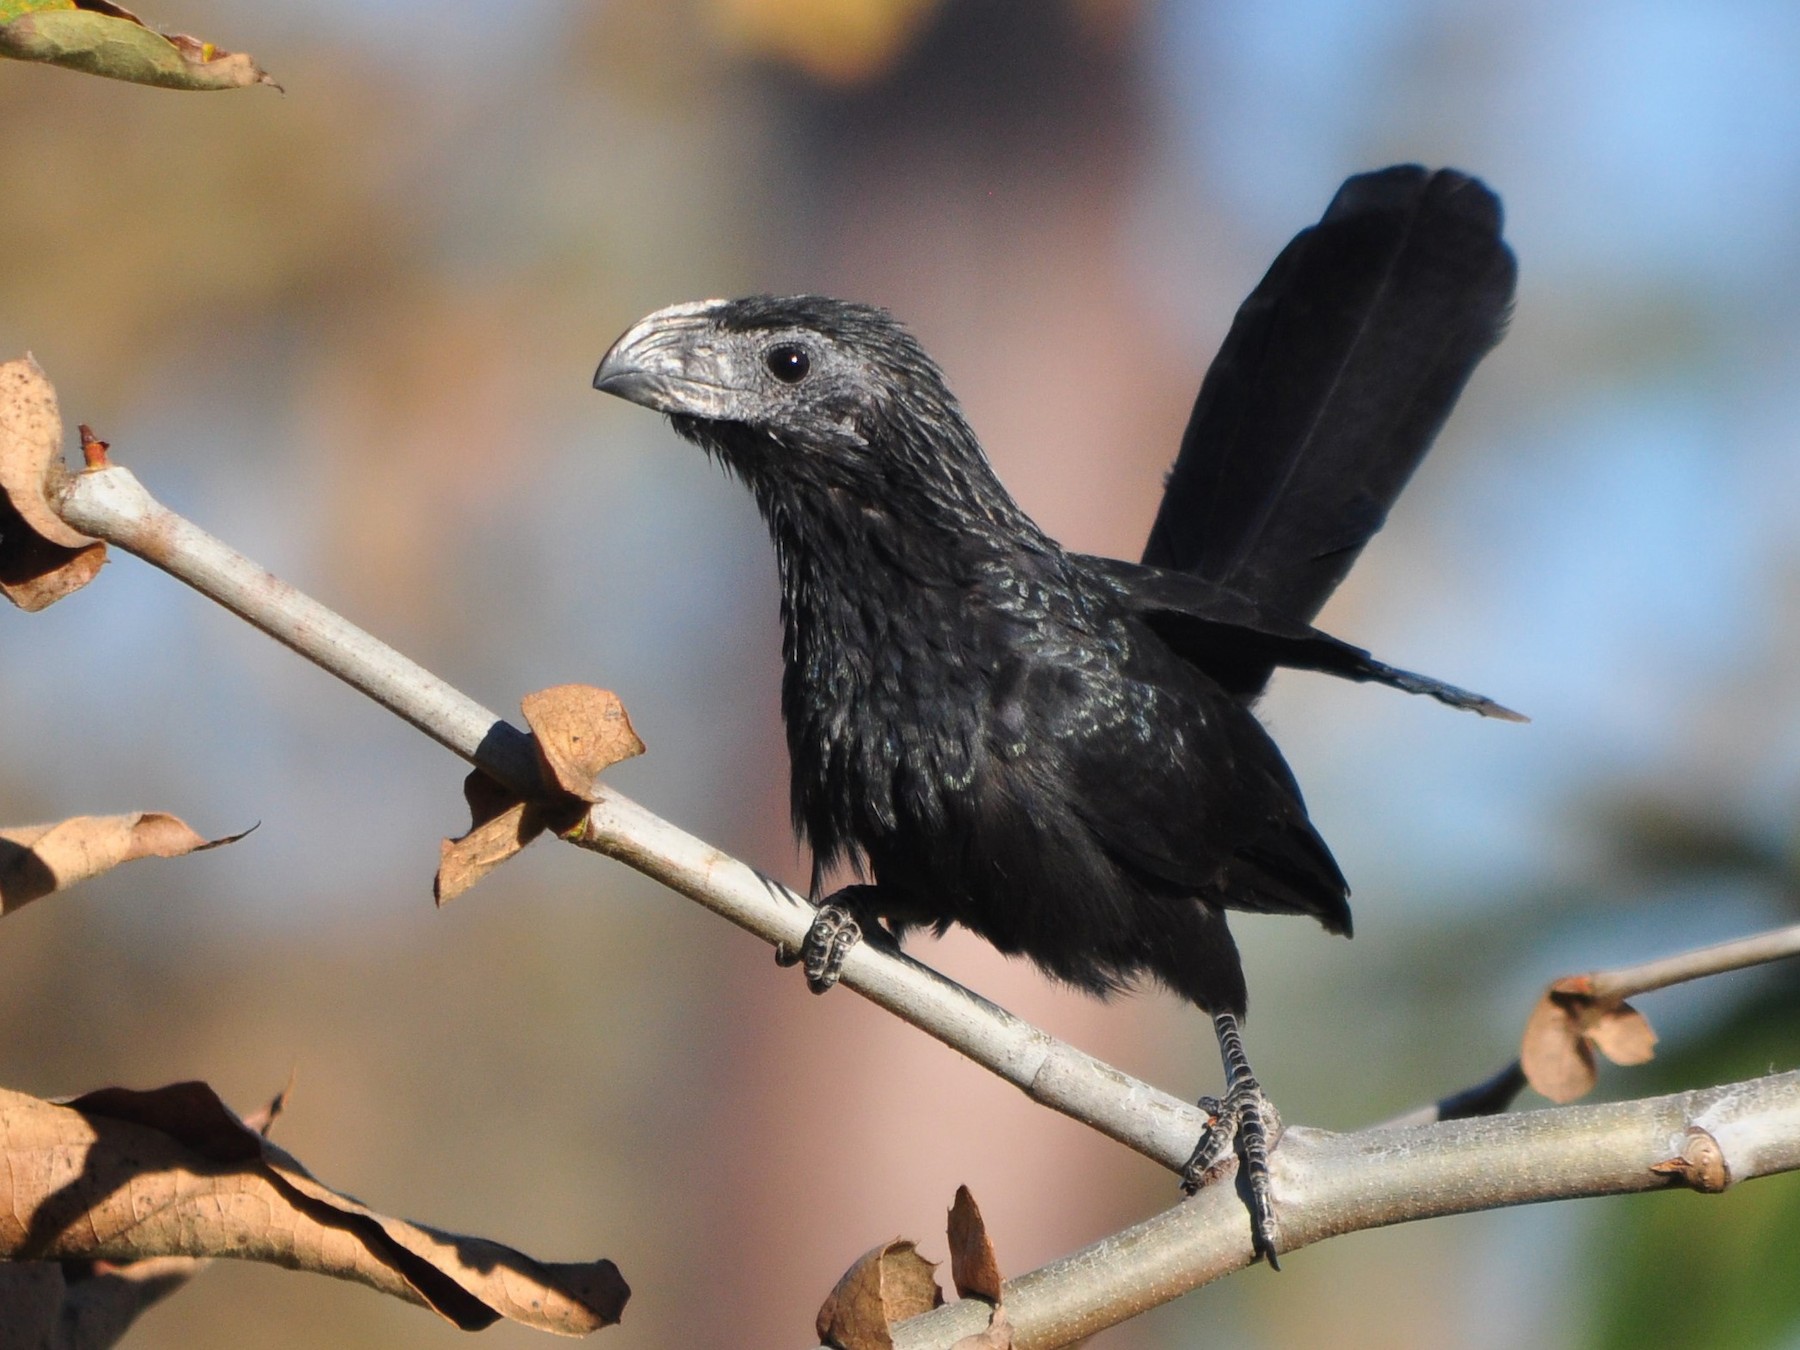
[774, 904, 863, 993]
[1182, 1082, 1283, 1270]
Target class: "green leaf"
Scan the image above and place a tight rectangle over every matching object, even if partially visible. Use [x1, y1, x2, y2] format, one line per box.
[0, 2, 276, 90]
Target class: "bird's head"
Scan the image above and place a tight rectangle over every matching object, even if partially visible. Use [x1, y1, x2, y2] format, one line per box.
[594, 296, 1017, 529]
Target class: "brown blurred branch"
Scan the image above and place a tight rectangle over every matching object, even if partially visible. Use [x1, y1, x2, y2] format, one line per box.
[876, 1070, 1800, 1350]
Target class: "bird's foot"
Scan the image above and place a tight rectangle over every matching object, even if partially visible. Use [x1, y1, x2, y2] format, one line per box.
[1182, 1069, 1283, 1268]
[774, 903, 863, 993]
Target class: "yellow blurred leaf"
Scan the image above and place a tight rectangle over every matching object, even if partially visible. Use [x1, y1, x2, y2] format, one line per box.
[708, 0, 945, 84]
[0, 0, 76, 23]
[0, 1, 277, 90]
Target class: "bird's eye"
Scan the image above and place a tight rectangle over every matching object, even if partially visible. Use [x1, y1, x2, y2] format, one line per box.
[765, 344, 811, 384]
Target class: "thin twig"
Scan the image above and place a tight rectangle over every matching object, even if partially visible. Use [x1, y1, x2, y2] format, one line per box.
[1585, 922, 1800, 1002]
[54, 462, 1208, 1172]
[875, 1070, 1800, 1350]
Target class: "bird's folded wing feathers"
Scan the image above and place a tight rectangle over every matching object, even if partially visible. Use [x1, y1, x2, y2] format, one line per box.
[1088, 555, 1525, 721]
[1052, 676, 1354, 935]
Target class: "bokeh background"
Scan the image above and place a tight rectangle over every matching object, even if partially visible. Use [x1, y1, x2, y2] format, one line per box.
[3, 1, 1798, 1346]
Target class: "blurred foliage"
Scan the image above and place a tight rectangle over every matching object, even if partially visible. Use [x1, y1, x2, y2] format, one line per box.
[1581, 796, 1799, 1350]
[1585, 979, 1800, 1350]
[708, 0, 947, 84]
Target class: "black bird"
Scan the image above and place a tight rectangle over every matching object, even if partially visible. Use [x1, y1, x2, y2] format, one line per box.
[593, 166, 1519, 1265]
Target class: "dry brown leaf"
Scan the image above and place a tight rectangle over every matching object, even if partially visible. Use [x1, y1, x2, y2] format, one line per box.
[1520, 976, 1660, 1104]
[435, 798, 548, 905]
[1588, 1005, 1658, 1065]
[0, 505, 106, 610]
[0, 813, 246, 915]
[437, 688, 643, 902]
[816, 1239, 943, 1350]
[0, 355, 85, 548]
[0, 1082, 629, 1333]
[950, 1306, 1014, 1350]
[522, 684, 646, 802]
[0, 355, 107, 611]
[946, 1185, 1002, 1303]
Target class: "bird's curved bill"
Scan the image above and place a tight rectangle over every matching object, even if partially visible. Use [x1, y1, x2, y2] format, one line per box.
[593, 299, 734, 417]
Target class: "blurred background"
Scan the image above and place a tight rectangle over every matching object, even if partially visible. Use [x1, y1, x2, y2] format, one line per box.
[2, 1, 1798, 1346]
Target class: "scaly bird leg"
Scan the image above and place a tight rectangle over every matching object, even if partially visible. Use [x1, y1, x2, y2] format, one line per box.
[1182, 1011, 1282, 1269]
[774, 884, 887, 993]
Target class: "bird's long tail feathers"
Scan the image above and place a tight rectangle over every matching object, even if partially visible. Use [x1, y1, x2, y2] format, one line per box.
[1142, 167, 1517, 674]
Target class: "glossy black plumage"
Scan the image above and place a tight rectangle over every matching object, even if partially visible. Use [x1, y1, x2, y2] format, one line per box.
[594, 165, 1517, 1262]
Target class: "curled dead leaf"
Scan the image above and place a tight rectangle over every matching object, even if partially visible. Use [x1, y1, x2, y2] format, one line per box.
[1520, 976, 1660, 1104]
[0, 1, 277, 90]
[0, 813, 247, 915]
[0, 1081, 628, 1333]
[816, 1239, 943, 1350]
[437, 687, 644, 902]
[0, 355, 107, 611]
[436, 795, 548, 905]
[946, 1185, 1002, 1304]
[1588, 1004, 1658, 1066]
[522, 684, 646, 803]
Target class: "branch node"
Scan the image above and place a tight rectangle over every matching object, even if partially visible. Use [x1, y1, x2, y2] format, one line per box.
[77, 423, 111, 469]
[1650, 1125, 1731, 1193]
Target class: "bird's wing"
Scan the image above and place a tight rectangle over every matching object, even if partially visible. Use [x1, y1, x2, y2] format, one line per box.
[1026, 654, 1354, 935]
[1142, 166, 1516, 651]
[1085, 554, 1523, 720]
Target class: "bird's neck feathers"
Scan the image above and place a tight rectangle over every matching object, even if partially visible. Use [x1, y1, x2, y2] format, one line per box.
[678, 400, 1050, 601]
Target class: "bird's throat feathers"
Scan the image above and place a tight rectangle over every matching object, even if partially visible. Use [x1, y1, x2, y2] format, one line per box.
[670, 396, 1047, 606]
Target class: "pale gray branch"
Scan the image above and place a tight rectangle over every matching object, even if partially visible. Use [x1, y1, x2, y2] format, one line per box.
[879, 1070, 1800, 1350]
[1585, 922, 1800, 1002]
